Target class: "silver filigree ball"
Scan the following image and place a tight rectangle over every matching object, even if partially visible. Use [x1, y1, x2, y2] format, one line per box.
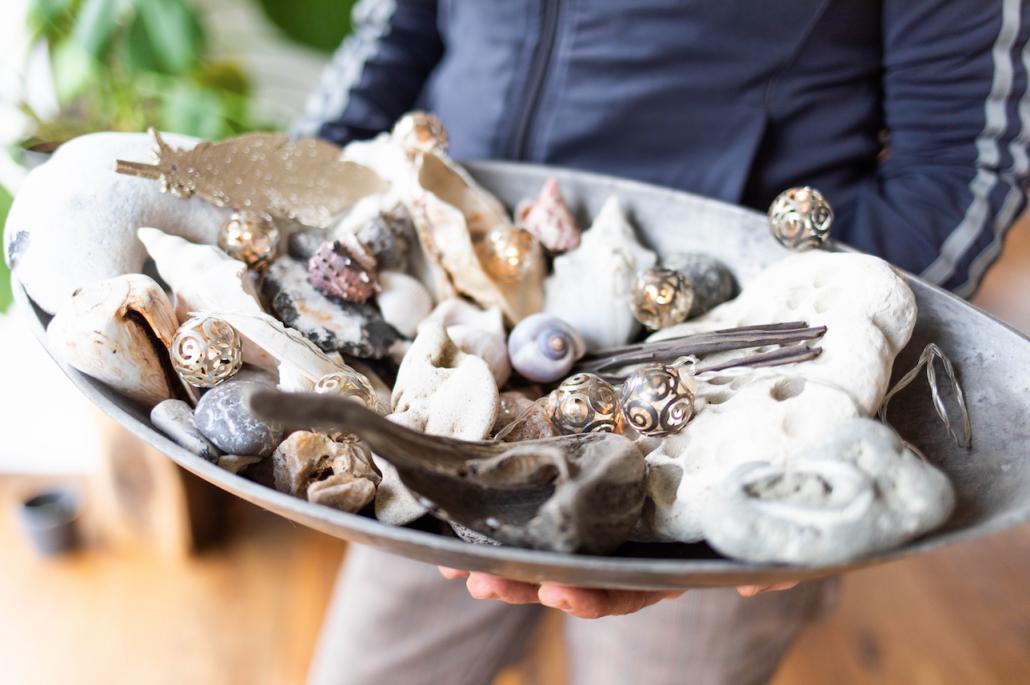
[171, 316, 243, 388]
[630, 267, 695, 330]
[768, 186, 833, 250]
[548, 373, 622, 434]
[619, 364, 695, 437]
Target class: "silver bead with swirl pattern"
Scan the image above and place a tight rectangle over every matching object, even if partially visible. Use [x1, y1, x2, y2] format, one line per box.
[170, 316, 243, 388]
[314, 368, 386, 415]
[768, 186, 833, 251]
[548, 372, 622, 434]
[630, 266, 695, 330]
[218, 212, 280, 270]
[619, 363, 695, 436]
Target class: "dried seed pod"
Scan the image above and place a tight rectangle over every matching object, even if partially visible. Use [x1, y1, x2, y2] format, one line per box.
[307, 240, 379, 303]
[171, 316, 244, 388]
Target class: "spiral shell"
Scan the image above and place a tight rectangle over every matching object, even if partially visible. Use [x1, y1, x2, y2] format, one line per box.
[619, 364, 695, 437]
[508, 313, 586, 383]
[171, 316, 243, 388]
[768, 186, 833, 250]
[548, 373, 621, 434]
[307, 240, 379, 303]
[314, 368, 386, 414]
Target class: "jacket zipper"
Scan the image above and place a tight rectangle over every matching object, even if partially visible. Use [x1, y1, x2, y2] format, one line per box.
[509, 0, 562, 160]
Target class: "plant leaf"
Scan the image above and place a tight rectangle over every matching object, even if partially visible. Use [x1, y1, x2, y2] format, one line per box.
[136, 0, 205, 75]
[71, 0, 119, 59]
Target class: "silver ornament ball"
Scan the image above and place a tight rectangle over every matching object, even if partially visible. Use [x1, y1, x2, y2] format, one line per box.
[619, 363, 695, 437]
[548, 373, 622, 434]
[768, 186, 833, 250]
[314, 368, 385, 414]
[630, 266, 695, 330]
[171, 316, 243, 388]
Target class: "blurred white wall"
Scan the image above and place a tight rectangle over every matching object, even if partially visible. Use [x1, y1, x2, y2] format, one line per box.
[0, 0, 332, 474]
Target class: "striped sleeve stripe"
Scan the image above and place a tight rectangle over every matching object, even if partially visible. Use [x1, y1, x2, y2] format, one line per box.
[921, 0, 1022, 286]
[290, 0, 398, 140]
[956, 34, 1030, 297]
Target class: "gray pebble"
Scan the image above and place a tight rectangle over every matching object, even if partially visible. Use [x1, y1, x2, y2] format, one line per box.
[663, 252, 739, 317]
[354, 210, 414, 271]
[287, 229, 328, 261]
[195, 381, 285, 457]
[150, 399, 222, 463]
[262, 256, 399, 359]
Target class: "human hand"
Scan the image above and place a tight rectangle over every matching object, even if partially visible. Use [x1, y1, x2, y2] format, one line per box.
[439, 567, 798, 619]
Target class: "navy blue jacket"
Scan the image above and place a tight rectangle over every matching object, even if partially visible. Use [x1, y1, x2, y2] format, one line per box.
[294, 0, 1030, 296]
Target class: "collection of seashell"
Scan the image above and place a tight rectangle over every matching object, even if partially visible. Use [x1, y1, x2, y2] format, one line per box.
[5, 113, 957, 561]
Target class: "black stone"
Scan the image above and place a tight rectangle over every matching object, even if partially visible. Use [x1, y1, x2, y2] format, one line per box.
[663, 252, 739, 318]
[261, 257, 399, 359]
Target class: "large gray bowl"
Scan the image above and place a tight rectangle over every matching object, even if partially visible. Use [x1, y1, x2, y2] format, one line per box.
[17, 161, 1030, 589]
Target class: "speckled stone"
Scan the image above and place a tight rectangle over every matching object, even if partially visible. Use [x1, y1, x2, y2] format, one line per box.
[194, 381, 285, 457]
[286, 229, 329, 261]
[662, 252, 739, 318]
[262, 257, 398, 359]
[150, 399, 221, 463]
[354, 210, 413, 271]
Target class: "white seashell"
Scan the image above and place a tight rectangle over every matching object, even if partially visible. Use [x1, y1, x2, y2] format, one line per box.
[640, 252, 918, 544]
[447, 324, 511, 387]
[46, 274, 190, 406]
[425, 298, 510, 386]
[376, 271, 433, 338]
[544, 197, 657, 351]
[137, 227, 264, 317]
[137, 227, 277, 371]
[6, 132, 231, 314]
[406, 152, 544, 323]
[377, 320, 501, 525]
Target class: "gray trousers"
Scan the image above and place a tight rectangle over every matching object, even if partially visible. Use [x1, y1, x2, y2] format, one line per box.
[308, 545, 836, 685]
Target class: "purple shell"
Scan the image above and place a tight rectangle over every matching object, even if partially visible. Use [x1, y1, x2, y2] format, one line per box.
[307, 241, 379, 304]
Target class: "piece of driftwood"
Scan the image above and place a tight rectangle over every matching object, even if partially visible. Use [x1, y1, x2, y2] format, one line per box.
[249, 392, 646, 554]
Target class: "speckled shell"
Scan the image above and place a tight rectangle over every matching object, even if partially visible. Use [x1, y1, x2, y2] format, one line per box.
[308, 241, 379, 304]
[515, 178, 581, 253]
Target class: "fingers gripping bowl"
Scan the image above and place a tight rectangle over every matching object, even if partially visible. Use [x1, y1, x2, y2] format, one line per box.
[8, 126, 1030, 589]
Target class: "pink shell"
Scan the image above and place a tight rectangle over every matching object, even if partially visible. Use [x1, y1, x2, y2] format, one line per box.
[307, 241, 379, 303]
[515, 178, 581, 253]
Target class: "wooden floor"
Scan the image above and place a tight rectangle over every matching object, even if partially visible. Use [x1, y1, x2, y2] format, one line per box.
[1, 220, 1028, 684]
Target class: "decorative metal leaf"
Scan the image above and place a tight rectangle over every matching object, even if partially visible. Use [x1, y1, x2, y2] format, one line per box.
[115, 128, 387, 228]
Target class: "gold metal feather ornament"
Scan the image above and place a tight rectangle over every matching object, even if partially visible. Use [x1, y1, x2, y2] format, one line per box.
[115, 128, 387, 229]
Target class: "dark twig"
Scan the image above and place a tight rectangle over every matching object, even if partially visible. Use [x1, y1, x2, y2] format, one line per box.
[574, 322, 827, 379]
